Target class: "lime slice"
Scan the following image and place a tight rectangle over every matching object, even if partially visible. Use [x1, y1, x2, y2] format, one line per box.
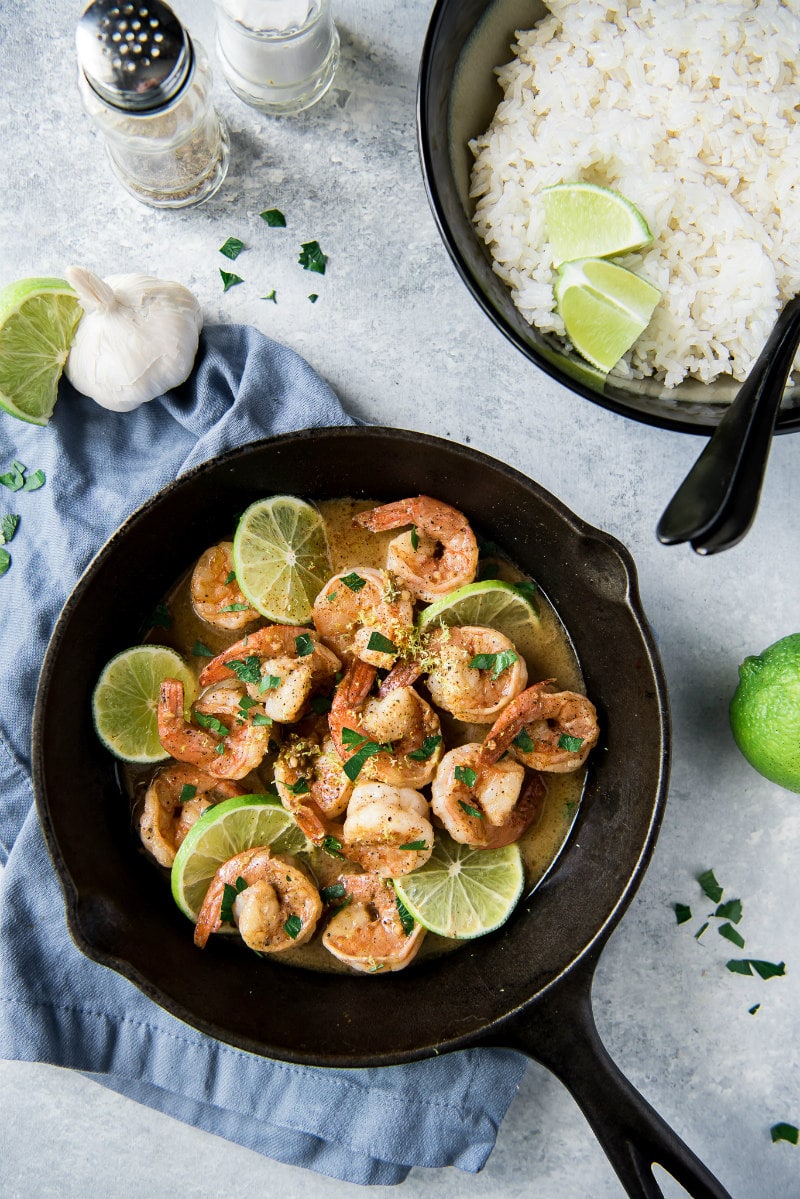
[555, 258, 661, 373]
[418, 579, 538, 642]
[393, 832, 524, 939]
[233, 495, 332, 624]
[92, 645, 196, 763]
[171, 794, 308, 920]
[542, 182, 652, 267]
[0, 277, 82, 425]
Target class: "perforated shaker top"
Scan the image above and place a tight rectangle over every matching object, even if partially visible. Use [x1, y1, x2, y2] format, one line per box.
[76, 0, 194, 112]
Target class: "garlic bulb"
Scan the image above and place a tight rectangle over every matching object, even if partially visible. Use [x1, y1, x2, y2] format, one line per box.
[64, 267, 203, 412]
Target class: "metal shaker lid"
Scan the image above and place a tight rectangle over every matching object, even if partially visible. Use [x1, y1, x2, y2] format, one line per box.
[76, 0, 193, 112]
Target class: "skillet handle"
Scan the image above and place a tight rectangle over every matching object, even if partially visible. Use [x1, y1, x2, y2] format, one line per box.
[495, 954, 732, 1199]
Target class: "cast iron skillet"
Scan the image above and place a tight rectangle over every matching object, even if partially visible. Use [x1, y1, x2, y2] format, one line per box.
[33, 428, 731, 1199]
[417, 0, 800, 436]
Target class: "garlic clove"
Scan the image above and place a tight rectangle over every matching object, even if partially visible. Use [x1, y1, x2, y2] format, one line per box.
[64, 267, 203, 412]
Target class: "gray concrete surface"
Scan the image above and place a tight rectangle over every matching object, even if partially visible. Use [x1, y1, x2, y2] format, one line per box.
[1, 2, 798, 1196]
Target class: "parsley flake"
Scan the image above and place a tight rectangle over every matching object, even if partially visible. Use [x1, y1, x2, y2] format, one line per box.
[558, 733, 584, 753]
[286, 778, 311, 795]
[0, 463, 24, 491]
[310, 693, 332, 715]
[194, 711, 229, 736]
[252, 712, 272, 726]
[366, 631, 397, 655]
[284, 913, 303, 939]
[748, 1004, 761, 1015]
[513, 728, 535, 753]
[344, 739, 388, 782]
[0, 548, 11, 576]
[396, 896, 415, 935]
[407, 735, 442, 762]
[260, 208, 286, 227]
[410, 527, 419, 551]
[260, 674, 281, 692]
[227, 655, 262, 684]
[262, 290, 278, 303]
[221, 602, 251, 612]
[698, 868, 723, 904]
[469, 650, 518, 682]
[220, 876, 248, 924]
[322, 834, 344, 857]
[458, 800, 483, 819]
[726, 959, 786, 980]
[220, 236, 245, 260]
[674, 903, 692, 925]
[220, 269, 244, 292]
[224, 570, 236, 585]
[718, 922, 746, 949]
[321, 882, 346, 904]
[454, 765, 478, 788]
[715, 898, 743, 923]
[179, 784, 197, 803]
[0, 514, 19, 544]
[694, 922, 709, 941]
[308, 293, 319, 303]
[341, 571, 366, 592]
[399, 840, 428, 851]
[298, 239, 327, 274]
[23, 469, 46, 492]
[771, 1123, 799, 1145]
[295, 633, 314, 657]
[149, 603, 172, 629]
[193, 640, 215, 658]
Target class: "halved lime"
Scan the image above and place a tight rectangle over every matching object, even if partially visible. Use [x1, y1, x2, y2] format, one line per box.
[0, 277, 82, 425]
[92, 644, 196, 763]
[555, 258, 661, 373]
[393, 832, 524, 939]
[418, 579, 538, 642]
[171, 794, 308, 920]
[233, 495, 332, 624]
[542, 182, 653, 267]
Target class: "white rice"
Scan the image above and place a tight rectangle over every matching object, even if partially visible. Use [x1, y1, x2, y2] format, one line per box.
[469, 0, 800, 389]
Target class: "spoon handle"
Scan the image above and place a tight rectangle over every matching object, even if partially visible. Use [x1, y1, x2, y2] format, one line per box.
[657, 296, 800, 547]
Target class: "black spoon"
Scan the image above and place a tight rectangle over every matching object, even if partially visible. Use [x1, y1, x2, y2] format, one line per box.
[657, 296, 800, 554]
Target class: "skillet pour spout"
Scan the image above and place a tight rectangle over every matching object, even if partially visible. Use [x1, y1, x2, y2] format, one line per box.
[34, 428, 728, 1196]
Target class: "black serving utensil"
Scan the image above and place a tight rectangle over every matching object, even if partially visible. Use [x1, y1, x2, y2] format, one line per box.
[657, 297, 800, 553]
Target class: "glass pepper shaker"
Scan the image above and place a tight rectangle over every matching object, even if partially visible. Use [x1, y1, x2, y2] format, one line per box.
[214, 0, 340, 115]
[76, 0, 230, 208]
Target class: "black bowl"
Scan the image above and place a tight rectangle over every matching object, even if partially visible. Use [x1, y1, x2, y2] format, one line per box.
[417, 0, 800, 435]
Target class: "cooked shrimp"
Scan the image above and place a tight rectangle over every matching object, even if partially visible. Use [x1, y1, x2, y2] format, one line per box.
[313, 567, 414, 669]
[194, 847, 322, 951]
[353, 496, 479, 602]
[425, 625, 528, 723]
[273, 716, 353, 845]
[190, 542, 259, 630]
[139, 762, 245, 867]
[342, 782, 434, 876]
[483, 681, 599, 773]
[157, 678, 272, 781]
[199, 625, 340, 723]
[329, 659, 443, 787]
[322, 872, 426, 973]
[430, 743, 546, 848]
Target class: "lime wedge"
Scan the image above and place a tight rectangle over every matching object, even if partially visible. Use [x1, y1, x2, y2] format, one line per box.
[233, 495, 332, 624]
[393, 832, 524, 939]
[418, 579, 538, 642]
[0, 277, 82, 425]
[542, 182, 653, 267]
[92, 644, 196, 763]
[554, 258, 661, 373]
[171, 794, 308, 920]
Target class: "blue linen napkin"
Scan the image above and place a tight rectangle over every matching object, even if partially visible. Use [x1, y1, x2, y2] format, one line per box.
[0, 323, 526, 1186]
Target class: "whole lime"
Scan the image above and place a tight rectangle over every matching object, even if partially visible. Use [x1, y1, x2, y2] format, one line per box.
[729, 634, 800, 793]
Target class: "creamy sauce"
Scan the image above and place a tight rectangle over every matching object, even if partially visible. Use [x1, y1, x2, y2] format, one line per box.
[129, 497, 589, 973]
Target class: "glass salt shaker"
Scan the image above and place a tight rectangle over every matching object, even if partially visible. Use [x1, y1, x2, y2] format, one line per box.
[76, 0, 230, 208]
[214, 0, 340, 115]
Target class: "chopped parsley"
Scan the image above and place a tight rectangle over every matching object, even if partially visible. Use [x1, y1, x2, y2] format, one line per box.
[718, 922, 745, 949]
[220, 602, 251, 612]
[454, 764, 477, 788]
[341, 727, 367, 746]
[321, 882, 346, 904]
[469, 649, 518, 682]
[227, 655, 262, 684]
[344, 738, 388, 782]
[220, 876, 248, 924]
[298, 240, 327, 274]
[192, 640, 215, 658]
[697, 868, 724, 904]
[399, 840, 428, 851]
[219, 236, 245, 260]
[251, 712, 272, 726]
[458, 800, 483, 819]
[513, 728, 535, 754]
[514, 580, 538, 603]
[407, 735, 442, 762]
[341, 571, 366, 591]
[674, 903, 692, 925]
[0, 514, 19, 543]
[149, 602, 172, 629]
[262, 290, 277, 303]
[220, 269, 244, 292]
[310, 693, 332, 715]
[295, 633, 315, 657]
[24, 469, 46, 492]
[284, 913, 302, 940]
[396, 896, 415, 935]
[238, 695, 259, 715]
[178, 784, 197, 803]
[726, 959, 785, 979]
[748, 1004, 761, 1015]
[0, 460, 38, 492]
[715, 898, 743, 923]
[410, 527, 419, 551]
[260, 208, 286, 227]
[225, 570, 236, 585]
[286, 777, 311, 795]
[194, 711, 229, 736]
[322, 834, 344, 857]
[0, 549, 11, 576]
[771, 1123, 799, 1145]
[694, 922, 709, 941]
[366, 631, 397, 655]
[558, 733, 584, 753]
[308, 293, 319, 303]
[260, 674, 281, 692]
